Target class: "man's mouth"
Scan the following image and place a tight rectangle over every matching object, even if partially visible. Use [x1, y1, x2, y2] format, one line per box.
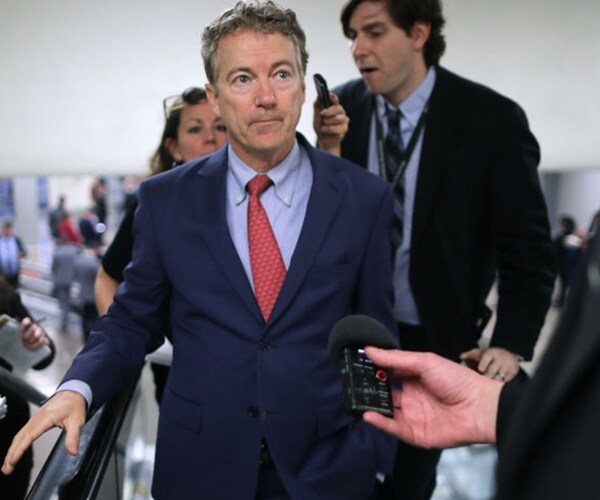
[360, 67, 378, 76]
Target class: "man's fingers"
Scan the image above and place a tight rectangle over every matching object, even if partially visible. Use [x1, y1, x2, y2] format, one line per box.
[64, 412, 86, 456]
[2, 391, 86, 475]
[363, 410, 405, 440]
[2, 414, 52, 475]
[64, 425, 82, 457]
[365, 346, 437, 374]
[459, 348, 482, 361]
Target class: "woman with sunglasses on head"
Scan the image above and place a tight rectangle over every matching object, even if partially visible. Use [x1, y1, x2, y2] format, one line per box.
[94, 87, 227, 404]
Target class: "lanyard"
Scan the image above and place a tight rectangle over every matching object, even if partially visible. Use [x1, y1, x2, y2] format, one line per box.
[375, 99, 430, 189]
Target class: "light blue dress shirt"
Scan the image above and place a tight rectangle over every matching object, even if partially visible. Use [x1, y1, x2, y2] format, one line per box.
[367, 67, 436, 325]
[226, 140, 313, 287]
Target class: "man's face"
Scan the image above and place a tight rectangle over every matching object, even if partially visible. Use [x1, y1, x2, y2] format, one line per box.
[206, 30, 306, 172]
[347, 1, 428, 106]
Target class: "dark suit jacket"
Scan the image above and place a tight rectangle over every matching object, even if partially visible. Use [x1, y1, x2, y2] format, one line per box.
[496, 235, 600, 499]
[334, 67, 556, 360]
[62, 135, 398, 499]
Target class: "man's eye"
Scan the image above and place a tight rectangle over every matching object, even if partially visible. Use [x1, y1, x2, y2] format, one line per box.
[276, 70, 290, 80]
[215, 124, 227, 133]
[235, 75, 250, 84]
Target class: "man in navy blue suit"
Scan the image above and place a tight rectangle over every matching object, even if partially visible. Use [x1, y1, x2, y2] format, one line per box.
[3, 2, 397, 498]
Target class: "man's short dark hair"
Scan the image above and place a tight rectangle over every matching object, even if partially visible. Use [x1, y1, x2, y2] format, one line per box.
[341, 0, 446, 67]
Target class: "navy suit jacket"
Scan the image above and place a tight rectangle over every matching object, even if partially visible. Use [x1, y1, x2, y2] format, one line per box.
[62, 135, 397, 499]
[334, 67, 556, 360]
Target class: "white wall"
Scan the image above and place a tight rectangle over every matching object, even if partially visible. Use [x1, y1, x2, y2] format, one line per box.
[1, 0, 599, 176]
[555, 169, 600, 231]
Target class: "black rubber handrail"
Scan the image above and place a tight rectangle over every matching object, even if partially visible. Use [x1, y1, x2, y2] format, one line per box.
[26, 372, 141, 500]
[0, 365, 49, 406]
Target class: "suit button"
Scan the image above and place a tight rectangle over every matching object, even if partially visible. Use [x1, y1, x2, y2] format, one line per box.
[259, 338, 272, 351]
[248, 406, 260, 418]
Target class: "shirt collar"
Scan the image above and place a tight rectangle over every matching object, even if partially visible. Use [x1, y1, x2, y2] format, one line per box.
[376, 66, 437, 128]
[228, 140, 301, 207]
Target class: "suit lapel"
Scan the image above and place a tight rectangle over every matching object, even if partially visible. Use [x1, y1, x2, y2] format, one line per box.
[267, 140, 345, 325]
[411, 67, 460, 248]
[188, 150, 262, 320]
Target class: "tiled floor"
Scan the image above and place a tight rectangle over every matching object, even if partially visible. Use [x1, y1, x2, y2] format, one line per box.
[15, 272, 563, 499]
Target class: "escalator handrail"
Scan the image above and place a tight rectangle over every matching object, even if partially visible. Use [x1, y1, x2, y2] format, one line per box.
[0, 364, 48, 406]
[26, 371, 141, 500]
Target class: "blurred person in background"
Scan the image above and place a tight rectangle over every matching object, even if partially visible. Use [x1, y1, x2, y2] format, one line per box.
[0, 276, 55, 498]
[48, 195, 66, 242]
[553, 215, 582, 307]
[51, 238, 79, 333]
[73, 243, 102, 342]
[78, 207, 105, 248]
[95, 86, 228, 404]
[57, 211, 82, 246]
[0, 221, 27, 290]
[90, 177, 107, 226]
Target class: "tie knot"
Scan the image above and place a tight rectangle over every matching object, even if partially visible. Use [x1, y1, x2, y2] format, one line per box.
[247, 175, 273, 196]
[386, 107, 402, 132]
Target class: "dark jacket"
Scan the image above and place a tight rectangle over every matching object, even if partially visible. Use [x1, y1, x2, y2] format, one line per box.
[334, 66, 556, 360]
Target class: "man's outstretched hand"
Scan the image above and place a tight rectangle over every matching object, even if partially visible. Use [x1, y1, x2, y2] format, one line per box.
[2, 390, 86, 475]
[362, 348, 503, 449]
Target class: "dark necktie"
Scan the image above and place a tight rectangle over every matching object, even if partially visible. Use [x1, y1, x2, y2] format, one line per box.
[384, 108, 406, 249]
[247, 175, 286, 322]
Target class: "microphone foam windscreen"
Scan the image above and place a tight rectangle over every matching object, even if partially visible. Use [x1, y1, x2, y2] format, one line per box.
[328, 315, 399, 364]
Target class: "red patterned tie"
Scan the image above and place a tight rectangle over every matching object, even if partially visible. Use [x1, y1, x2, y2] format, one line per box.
[247, 175, 286, 321]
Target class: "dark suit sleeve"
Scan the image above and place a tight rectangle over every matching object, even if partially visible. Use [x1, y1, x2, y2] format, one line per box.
[61, 181, 168, 409]
[487, 101, 556, 359]
[496, 378, 527, 457]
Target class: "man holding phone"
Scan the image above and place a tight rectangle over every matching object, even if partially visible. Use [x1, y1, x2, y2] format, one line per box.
[314, 0, 556, 498]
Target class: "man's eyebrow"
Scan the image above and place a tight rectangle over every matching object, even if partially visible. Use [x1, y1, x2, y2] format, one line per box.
[361, 20, 387, 32]
[226, 60, 295, 79]
[347, 20, 386, 37]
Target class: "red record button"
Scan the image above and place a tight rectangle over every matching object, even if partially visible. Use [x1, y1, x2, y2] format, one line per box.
[375, 369, 388, 382]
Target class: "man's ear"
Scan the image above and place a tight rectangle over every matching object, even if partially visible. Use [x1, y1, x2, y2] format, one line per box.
[410, 21, 431, 50]
[205, 83, 221, 117]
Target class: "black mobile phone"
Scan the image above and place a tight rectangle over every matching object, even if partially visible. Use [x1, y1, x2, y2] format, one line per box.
[313, 73, 332, 108]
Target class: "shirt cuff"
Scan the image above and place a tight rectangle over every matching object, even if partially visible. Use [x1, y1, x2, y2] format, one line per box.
[55, 380, 93, 409]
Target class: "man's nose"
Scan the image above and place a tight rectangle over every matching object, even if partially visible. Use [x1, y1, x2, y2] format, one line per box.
[255, 79, 276, 107]
[350, 35, 367, 59]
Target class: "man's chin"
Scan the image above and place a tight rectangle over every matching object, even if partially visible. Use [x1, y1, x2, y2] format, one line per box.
[360, 70, 387, 92]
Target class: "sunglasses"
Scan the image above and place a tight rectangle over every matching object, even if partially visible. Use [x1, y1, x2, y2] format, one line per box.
[162, 87, 207, 120]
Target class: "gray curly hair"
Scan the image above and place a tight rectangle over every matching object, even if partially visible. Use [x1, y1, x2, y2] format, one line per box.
[201, 1, 309, 86]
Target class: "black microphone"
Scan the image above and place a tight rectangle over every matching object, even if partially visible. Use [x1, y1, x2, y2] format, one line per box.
[328, 315, 399, 417]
